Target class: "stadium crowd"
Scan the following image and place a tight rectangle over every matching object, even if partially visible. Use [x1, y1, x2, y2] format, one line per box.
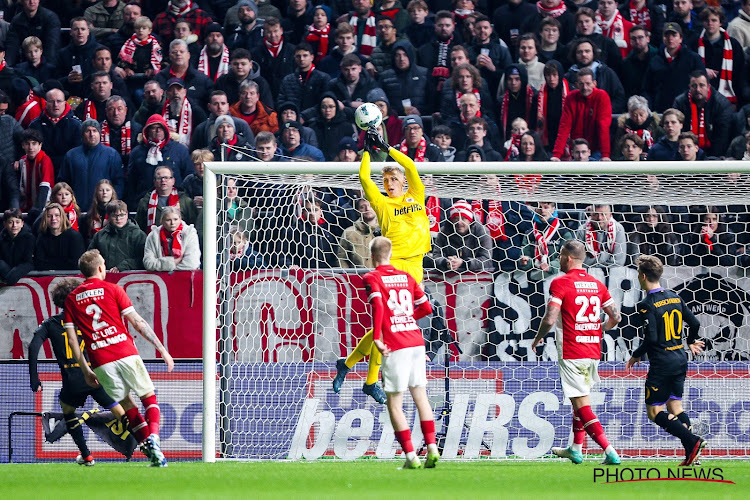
[1, 0, 750, 283]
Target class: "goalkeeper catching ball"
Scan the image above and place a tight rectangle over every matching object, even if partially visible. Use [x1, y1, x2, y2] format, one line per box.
[332, 127, 432, 403]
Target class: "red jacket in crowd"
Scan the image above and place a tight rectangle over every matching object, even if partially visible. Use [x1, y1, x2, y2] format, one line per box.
[552, 88, 612, 159]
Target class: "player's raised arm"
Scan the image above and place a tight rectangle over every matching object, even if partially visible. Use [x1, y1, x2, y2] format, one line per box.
[388, 148, 424, 195]
[124, 310, 174, 371]
[359, 150, 384, 204]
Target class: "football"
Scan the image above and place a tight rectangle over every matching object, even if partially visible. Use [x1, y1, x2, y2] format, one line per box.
[354, 102, 383, 130]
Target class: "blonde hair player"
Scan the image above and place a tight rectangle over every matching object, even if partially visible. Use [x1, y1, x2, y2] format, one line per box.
[332, 126, 431, 404]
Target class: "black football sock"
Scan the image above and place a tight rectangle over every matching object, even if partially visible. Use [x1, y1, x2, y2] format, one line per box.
[674, 411, 692, 430]
[654, 411, 696, 450]
[64, 413, 91, 457]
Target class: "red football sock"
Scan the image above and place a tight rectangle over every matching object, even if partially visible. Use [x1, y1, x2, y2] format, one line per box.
[394, 429, 415, 454]
[420, 420, 436, 446]
[575, 406, 610, 451]
[572, 413, 585, 445]
[141, 394, 160, 436]
[125, 407, 150, 443]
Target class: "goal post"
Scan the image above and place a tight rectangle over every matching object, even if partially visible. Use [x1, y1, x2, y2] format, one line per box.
[202, 160, 750, 462]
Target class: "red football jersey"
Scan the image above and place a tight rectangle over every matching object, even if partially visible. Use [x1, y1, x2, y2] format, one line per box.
[64, 278, 139, 368]
[364, 265, 429, 352]
[548, 269, 614, 360]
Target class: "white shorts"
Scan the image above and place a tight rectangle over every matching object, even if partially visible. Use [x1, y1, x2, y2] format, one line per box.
[381, 345, 427, 393]
[559, 358, 600, 399]
[94, 355, 155, 402]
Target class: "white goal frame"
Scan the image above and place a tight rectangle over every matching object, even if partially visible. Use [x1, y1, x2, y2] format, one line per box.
[201, 160, 750, 462]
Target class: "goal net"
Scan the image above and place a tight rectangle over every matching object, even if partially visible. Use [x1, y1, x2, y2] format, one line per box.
[202, 160, 750, 462]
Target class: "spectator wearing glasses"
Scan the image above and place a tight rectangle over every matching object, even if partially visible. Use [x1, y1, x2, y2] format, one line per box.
[135, 165, 198, 233]
[88, 200, 147, 272]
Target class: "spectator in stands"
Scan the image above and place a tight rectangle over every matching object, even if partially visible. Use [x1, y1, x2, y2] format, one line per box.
[538, 21, 569, 68]
[404, 0, 433, 49]
[17, 128, 52, 217]
[185, 149, 210, 206]
[577, 204, 627, 268]
[728, 130, 750, 160]
[501, 117, 528, 161]
[57, 18, 102, 98]
[254, 131, 285, 162]
[728, 0, 750, 49]
[519, 201, 573, 280]
[174, 19, 203, 68]
[219, 176, 253, 234]
[58, 119, 124, 210]
[193, 91, 255, 150]
[676, 131, 707, 160]
[278, 43, 331, 112]
[305, 92, 356, 161]
[632, 205, 681, 266]
[515, 131, 550, 162]
[318, 22, 368, 78]
[279, 120, 325, 162]
[88, 47, 131, 104]
[398, 115, 445, 162]
[673, 70, 733, 157]
[33, 203, 85, 271]
[14, 36, 56, 83]
[694, 7, 744, 108]
[46, 183, 81, 232]
[552, 68, 612, 161]
[619, 0, 665, 37]
[279, 196, 337, 268]
[132, 80, 166, 126]
[428, 199, 493, 273]
[80, 179, 117, 242]
[447, 91, 502, 152]
[536, 60, 568, 152]
[214, 48, 274, 107]
[105, 2, 140, 57]
[378, 41, 427, 116]
[116, 15, 162, 85]
[622, 25, 657, 98]
[644, 22, 705, 113]
[87, 200, 145, 272]
[648, 108, 685, 160]
[0, 91, 20, 167]
[618, 133, 646, 161]
[84, 0, 126, 40]
[596, 0, 633, 58]
[682, 206, 738, 267]
[28, 88, 82, 174]
[280, 101, 319, 146]
[521, 0, 576, 46]
[514, 34, 545, 92]
[369, 14, 408, 77]
[334, 136, 360, 162]
[226, 0, 264, 51]
[155, 40, 213, 109]
[136, 165, 198, 233]
[144, 205, 202, 271]
[229, 79, 279, 135]
[455, 117, 503, 161]
[571, 138, 593, 161]
[100, 95, 141, 167]
[227, 229, 267, 270]
[498, 64, 537, 140]
[5, 0, 61, 66]
[564, 37, 626, 113]
[431, 125, 455, 161]
[162, 77, 208, 147]
[328, 53, 380, 109]
[153, 0, 214, 46]
[0, 42, 17, 97]
[337, 197, 378, 268]
[75, 71, 116, 122]
[374, 0, 409, 32]
[209, 115, 256, 162]
[466, 14, 512, 94]
[127, 114, 193, 206]
[668, 0, 702, 48]
[572, 8, 623, 74]
[281, 0, 314, 45]
[418, 11, 462, 103]
[615, 95, 664, 153]
[193, 23, 232, 84]
[342, 0, 379, 58]
[442, 63, 494, 123]
[0, 208, 34, 285]
[13, 78, 46, 128]
[251, 17, 295, 98]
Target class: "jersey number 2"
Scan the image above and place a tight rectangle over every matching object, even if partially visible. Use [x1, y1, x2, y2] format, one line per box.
[86, 303, 110, 331]
[387, 289, 413, 316]
[575, 295, 601, 323]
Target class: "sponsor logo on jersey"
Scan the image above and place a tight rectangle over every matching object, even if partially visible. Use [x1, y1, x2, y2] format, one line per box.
[574, 281, 598, 291]
[394, 204, 424, 216]
[575, 335, 600, 343]
[382, 275, 408, 285]
[75, 288, 104, 302]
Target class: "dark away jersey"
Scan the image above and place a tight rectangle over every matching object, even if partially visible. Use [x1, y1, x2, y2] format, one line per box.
[633, 288, 701, 374]
[28, 313, 90, 389]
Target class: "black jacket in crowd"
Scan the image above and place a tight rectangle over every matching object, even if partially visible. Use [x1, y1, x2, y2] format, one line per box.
[0, 225, 34, 285]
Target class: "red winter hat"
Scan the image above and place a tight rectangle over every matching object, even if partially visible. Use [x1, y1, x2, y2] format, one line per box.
[450, 200, 473, 221]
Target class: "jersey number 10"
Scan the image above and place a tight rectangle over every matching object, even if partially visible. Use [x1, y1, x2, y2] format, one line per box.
[662, 310, 683, 341]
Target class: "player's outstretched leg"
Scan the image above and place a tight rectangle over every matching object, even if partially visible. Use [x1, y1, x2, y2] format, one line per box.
[411, 386, 440, 468]
[333, 330, 377, 393]
[551, 411, 584, 464]
[575, 406, 620, 464]
[63, 410, 94, 466]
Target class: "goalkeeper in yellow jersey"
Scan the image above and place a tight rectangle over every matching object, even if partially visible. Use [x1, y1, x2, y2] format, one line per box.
[333, 126, 432, 403]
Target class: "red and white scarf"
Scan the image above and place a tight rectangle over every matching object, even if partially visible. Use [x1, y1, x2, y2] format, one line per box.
[45, 102, 71, 124]
[501, 86, 535, 139]
[16, 91, 43, 127]
[160, 222, 185, 258]
[265, 35, 283, 57]
[63, 203, 78, 231]
[426, 196, 441, 232]
[629, 0, 651, 31]
[146, 137, 166, 165]
[697, 29, 737, 104]
[119, 34, 162, 69]
[163, 97, 193, 146]
[83, 99, 98, 121]
[624, 125, 654, 148]
[18, 151, 52, 210]
[168, 0, 193, 17]
[537, 1, 567, 18]
[349, 13, 377, 56]
[472, 197, 508, 241]
[400, 136, 426, 161]
[504, 134, 522, 161]
[689, 87, 711, 149]
[91, 212, 108, 233]
[536, 78, 569, 145]
[306, 23, 331, 63]
[597, 10, 628, 51]
[532, 217, 560, 266]
[665, 46, 679, 64]
[198, 44, 230, 82]
[585, 217, 618, 256]
[101, 120, 132, 155]
[147, 188, 180, 229]
[456, 89, 481, 119]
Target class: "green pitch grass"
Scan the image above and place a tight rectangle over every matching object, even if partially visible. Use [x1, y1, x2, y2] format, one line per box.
[1, 459, 748, 500]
